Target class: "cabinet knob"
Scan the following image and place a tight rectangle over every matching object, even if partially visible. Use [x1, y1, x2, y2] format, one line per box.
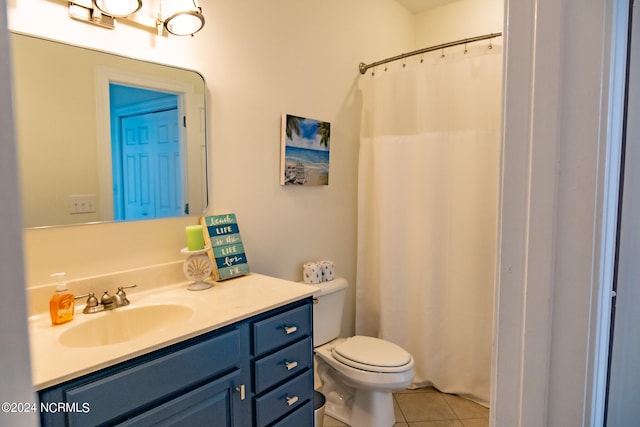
[283, 325, 298, 335]
[235, 384, 245, 400]
[285, 395, 299, 406]
[285, 360, 298, 371]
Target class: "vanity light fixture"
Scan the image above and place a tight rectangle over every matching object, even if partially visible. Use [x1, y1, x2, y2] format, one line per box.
[160, 0, 205, 36]
[66, 0, 205, 36]
[93, 0, 142, 18]
[68, 0, 116, 29]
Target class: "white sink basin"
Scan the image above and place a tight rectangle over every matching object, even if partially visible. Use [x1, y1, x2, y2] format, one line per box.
[58, 304, 194, 348]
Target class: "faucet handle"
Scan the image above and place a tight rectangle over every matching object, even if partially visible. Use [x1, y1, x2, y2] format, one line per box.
[77, 292, 102, 314]
[75, 292, 96, 302]
[115, 286, 132, 306]
[114, 284, 136, 306]
[86, 292, 98, 305]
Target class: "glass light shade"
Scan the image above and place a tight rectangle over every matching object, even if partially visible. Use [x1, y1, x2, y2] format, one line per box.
[94, 0, 142, 17]
[162, 0, 205, 36]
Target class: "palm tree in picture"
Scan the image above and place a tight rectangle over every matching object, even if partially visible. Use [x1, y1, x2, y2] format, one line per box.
[286, 115, 302, 140]
[317, 121, 330, 147]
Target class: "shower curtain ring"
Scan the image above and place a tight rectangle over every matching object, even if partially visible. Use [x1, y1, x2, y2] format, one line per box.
[440, 48, 445, 59]
[488, 39, 493, 50]
[464, 43, 468, 54]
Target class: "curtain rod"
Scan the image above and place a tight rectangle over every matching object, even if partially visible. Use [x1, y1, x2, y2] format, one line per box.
[358, 32, 502, 75]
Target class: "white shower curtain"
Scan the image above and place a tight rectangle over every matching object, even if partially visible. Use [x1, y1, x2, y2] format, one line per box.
[356, 41, 502, 406]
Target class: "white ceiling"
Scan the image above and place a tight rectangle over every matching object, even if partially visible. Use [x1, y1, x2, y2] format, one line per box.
[395, 0, 460, 13]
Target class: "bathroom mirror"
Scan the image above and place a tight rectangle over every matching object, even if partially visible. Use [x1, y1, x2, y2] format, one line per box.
[10, 32, 208, 228]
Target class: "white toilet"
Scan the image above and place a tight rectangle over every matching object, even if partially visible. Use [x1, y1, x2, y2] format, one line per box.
[310, 278, 414, 427]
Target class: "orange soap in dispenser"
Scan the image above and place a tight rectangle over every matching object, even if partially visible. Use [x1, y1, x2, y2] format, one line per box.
[49, 272, 74, 326]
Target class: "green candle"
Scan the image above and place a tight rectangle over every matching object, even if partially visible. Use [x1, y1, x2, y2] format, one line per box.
[186, 225, 205, 251]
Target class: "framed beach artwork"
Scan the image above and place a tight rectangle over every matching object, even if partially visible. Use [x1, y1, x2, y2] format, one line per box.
[280, 114, 331, 186]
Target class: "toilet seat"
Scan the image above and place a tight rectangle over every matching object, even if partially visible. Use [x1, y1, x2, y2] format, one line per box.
[332, 336, 412, 373]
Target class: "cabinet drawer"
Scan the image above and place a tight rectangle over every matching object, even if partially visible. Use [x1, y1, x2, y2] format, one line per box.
[254, 369, 313, 427]
[254, 337, 312, 394]
[270, 399, 313, 427]
[253, 304, 311, 356]
[62, 328, 241, 427]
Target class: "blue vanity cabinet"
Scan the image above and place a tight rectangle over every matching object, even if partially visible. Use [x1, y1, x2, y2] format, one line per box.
[38, 297, 314, 427]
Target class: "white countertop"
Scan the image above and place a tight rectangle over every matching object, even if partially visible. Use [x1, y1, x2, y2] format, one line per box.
[29, 273, 315, 390]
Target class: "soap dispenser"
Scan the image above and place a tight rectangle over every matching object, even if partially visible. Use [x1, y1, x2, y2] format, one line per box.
[49, 272, 74, 326]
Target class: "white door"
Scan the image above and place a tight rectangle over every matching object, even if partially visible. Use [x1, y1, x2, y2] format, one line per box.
[120, 108, 183, 220]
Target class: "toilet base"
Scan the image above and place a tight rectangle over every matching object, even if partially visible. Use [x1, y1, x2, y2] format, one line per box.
[318, 357, 398, 427]
[324, 387, 395, 427]
[352, 389, 395, 427]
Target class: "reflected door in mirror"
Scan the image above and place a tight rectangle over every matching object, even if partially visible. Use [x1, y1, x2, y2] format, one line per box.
[110, 86, 184, 220]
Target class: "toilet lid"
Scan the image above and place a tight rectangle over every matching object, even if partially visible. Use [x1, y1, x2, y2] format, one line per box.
[332, 336, 412, 373]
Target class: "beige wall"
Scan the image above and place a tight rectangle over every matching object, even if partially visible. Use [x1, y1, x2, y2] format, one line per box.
[414, 0, 503, 46]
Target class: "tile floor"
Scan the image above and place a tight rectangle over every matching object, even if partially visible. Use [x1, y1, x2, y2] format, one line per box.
[322, 387, 489, 427]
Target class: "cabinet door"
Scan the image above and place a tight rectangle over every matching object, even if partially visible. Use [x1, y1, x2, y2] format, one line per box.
[40, 327, 242, 427]
[116, 369, 244, 427]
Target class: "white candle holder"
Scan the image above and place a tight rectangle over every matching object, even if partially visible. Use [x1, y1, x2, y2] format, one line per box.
[180, 247, 213, 291]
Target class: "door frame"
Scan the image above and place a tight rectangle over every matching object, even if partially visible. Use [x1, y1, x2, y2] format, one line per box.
[492, 0, 630, 425]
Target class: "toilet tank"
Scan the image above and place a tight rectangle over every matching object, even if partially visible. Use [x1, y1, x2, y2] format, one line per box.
[311, 277, 348, 346]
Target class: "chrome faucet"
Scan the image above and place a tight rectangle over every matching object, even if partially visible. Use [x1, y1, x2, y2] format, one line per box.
[77, 284, 137, 314]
